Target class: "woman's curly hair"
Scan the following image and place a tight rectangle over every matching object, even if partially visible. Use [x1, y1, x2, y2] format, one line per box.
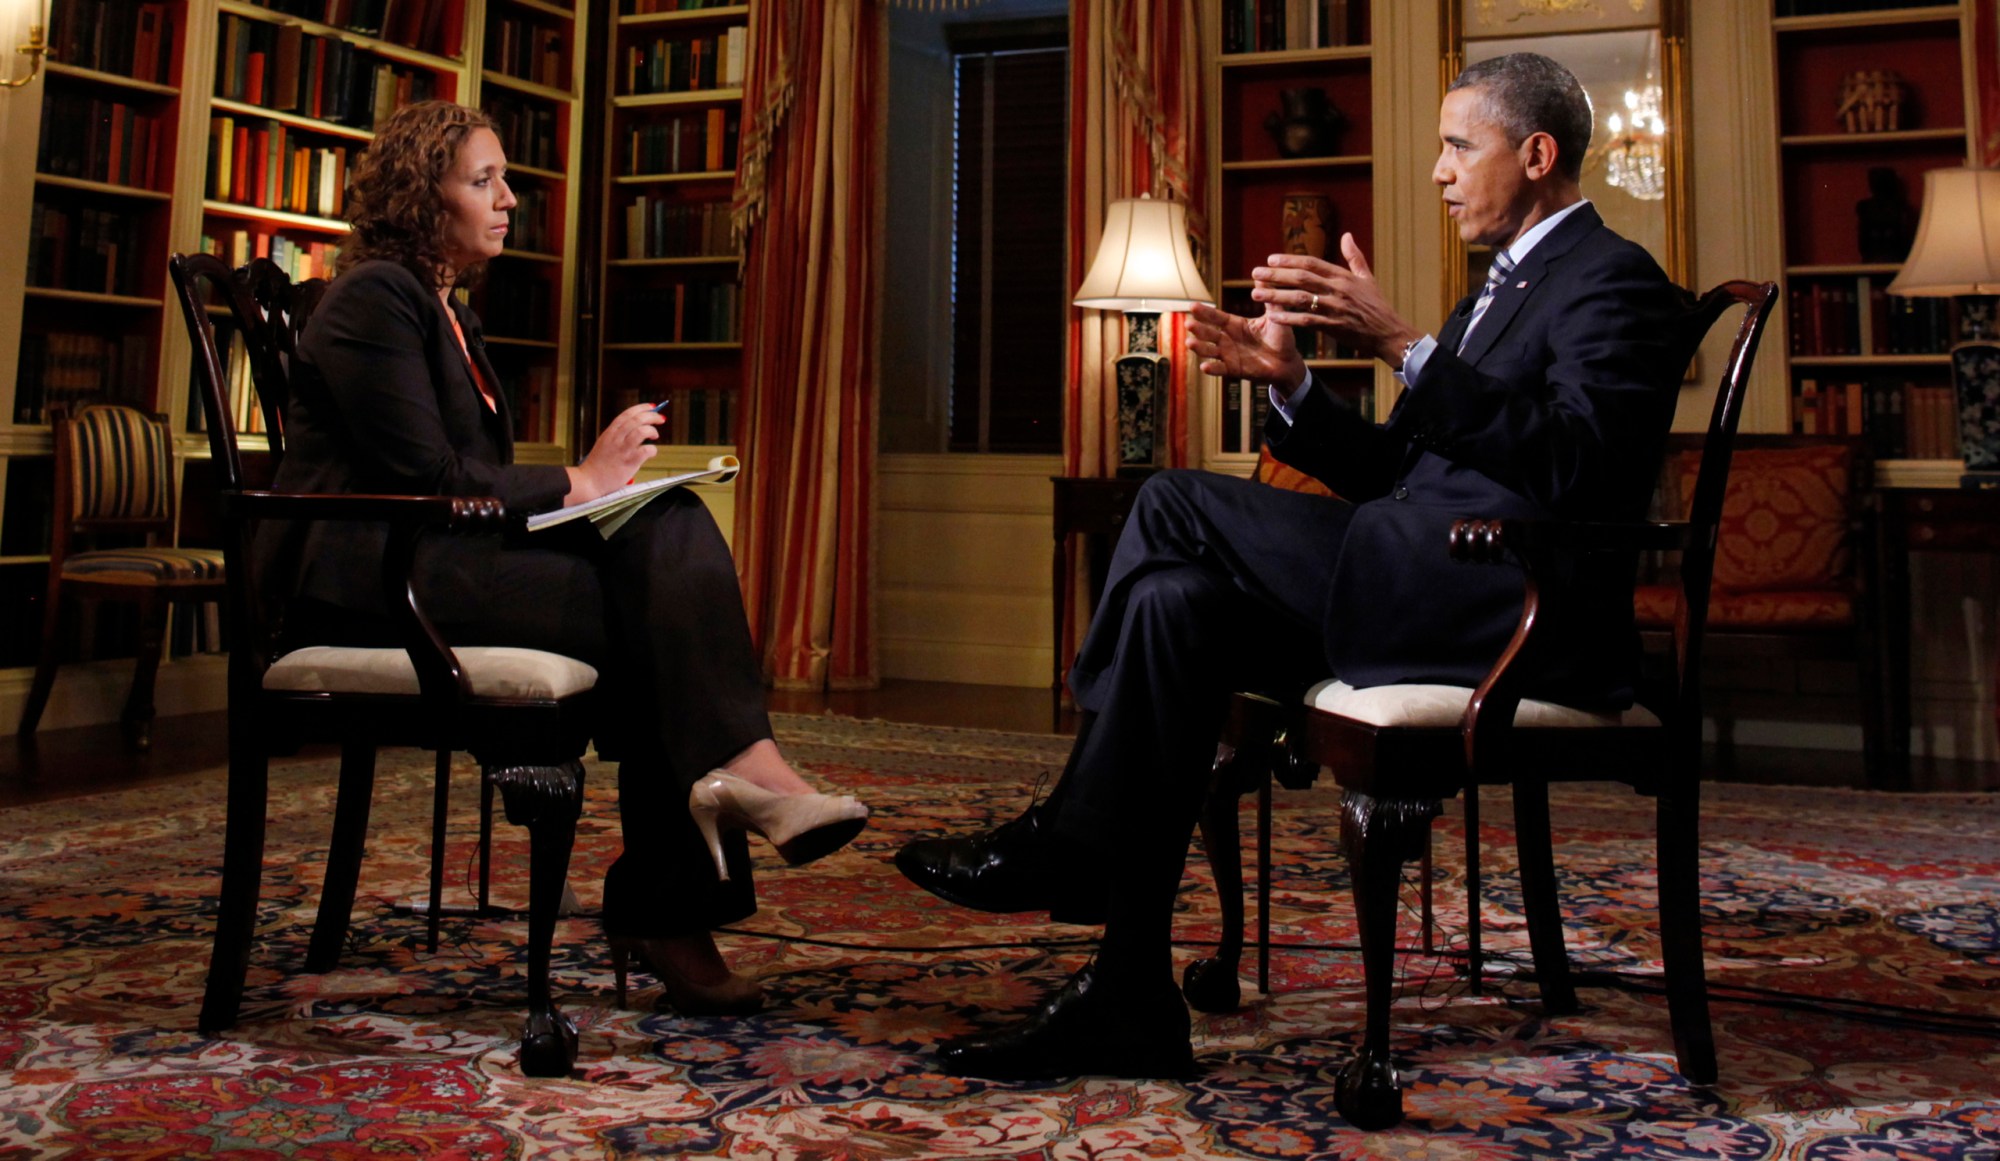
[338, 100, 501, 292]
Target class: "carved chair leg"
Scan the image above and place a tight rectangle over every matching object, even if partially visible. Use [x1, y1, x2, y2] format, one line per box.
[1335, 791, 1439, 1132]
[1655, 786, 1715, 1084]
[1256, 777, 1274, 995]
[1464, 785, 1483, 994]
[121, 592, 167, 751]
[307, 742, 378, 973]
[200, 724, 271, 1035]
[1183, 778, 1248, 1014]
[492, 760, 585, 1078]
[1510, 780, 1575, 1015]
[17, 580, 66, 738]
[426, 749, 452, 953]
[478, 771, 495, 915]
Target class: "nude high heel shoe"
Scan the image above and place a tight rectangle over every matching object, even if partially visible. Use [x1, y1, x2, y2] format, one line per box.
[688, 770, 870, 881]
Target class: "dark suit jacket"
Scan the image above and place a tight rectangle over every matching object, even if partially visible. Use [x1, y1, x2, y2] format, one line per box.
[260, 260, 572, 617]
[1267, 204, 1687, 709]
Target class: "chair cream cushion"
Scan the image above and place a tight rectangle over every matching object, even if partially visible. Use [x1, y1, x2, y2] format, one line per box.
[1306, 679, 1661, 729]
[265, 646, 598, 700]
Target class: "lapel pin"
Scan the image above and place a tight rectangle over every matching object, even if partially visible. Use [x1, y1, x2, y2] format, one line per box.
[1515, 280, 1528, 289]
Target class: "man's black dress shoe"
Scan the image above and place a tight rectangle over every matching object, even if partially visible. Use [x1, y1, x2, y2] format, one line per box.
[936, 962, 1197, 1081]
[894, 802, 1106, 924]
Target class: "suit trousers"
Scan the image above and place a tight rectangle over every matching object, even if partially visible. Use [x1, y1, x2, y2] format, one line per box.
[1055, 470, 1353, 884]
[292, 487, 771, 938]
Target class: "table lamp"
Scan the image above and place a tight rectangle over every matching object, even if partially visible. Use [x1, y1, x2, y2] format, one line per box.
[1886, 166, 2000, 488]
[1073, 194, 1215, 470]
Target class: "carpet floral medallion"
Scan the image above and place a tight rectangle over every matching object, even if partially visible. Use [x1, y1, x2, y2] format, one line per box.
[1, 713, 1998, 1159]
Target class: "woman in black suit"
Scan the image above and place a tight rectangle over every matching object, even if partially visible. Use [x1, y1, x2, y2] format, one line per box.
[263, 100, 865, 1014]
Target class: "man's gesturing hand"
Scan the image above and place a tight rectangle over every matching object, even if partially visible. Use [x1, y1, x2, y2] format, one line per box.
[1251, 233, 1424, 368]
[1185, 300, 1309, 395]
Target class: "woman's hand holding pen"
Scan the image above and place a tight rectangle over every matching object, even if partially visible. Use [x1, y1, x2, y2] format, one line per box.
[563, 401, 664, 507]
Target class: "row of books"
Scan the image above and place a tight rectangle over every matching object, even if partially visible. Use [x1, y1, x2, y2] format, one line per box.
[37, 94, 167, 191]
[622, 197, 733, 260]
[1793, 378, 1960, 460]
[215, 16, 439, 130]
[1221, 0, 1363, 54]
[625, 28, 747, 96]
[505, 187, 558, 255]
[603, 386, 735, 446]
[1775, 0, 1938, 14]
[612, 282, 741, 343]
[1218, 375, 1375, 454]
[617, 0, 734, 13]
[1788, 277, 1955, 357]
[625, 108, 739, 175]
[207, 116, 351, 219]
[493, 362, 558, 443]
[13, 332, 152, 425]
[485, 93, 561, 171]
[488, 17, 568, 91]
[49, 0, 174, 83]
[235, 0, 462, 59]
[655, 388, 735, 445]
[200, 229, 340, 284]
[169, 602, 228, 660]
[183, 318, 270, 435]
[27, 201, 145, 297]
[479, 277, 554, 342]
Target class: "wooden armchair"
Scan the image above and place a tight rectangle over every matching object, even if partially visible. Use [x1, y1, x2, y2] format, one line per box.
[168, 253, 598, 1076]
[1189, 280, 1778, 1129]
[18, 403, 228, 749]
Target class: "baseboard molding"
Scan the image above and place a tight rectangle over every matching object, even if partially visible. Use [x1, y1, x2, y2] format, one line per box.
[0, 655, 229, 736]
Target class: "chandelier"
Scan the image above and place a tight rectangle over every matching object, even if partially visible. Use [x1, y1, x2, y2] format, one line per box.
[1603, 83, 1667, 201]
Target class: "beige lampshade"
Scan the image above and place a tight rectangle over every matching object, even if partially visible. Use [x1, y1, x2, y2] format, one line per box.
[1073, 196, 1216, 312]
[1887, 167, 2000, 296]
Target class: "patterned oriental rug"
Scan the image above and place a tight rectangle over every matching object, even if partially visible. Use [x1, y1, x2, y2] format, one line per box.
[2, 713, 1999, 1160]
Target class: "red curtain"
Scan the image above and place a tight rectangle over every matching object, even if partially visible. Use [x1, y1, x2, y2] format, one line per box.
[731, 0, 885, 691]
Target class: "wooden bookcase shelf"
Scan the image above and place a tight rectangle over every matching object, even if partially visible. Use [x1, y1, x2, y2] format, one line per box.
[593, 0, 751, 451]
[1204, 1, 1378, 461]
[1768, 0, 1974, 461]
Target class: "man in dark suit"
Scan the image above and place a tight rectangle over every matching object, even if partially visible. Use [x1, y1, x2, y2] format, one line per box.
[897, 53, 1687, 1078]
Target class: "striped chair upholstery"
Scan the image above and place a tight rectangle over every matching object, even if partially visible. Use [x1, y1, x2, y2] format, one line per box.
[62, 547, 227, 585]
[68, 404, 175, 521]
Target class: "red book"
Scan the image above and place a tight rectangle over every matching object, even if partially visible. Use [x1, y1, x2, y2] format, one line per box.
[105, 105, 126, 185]
[232, 125, 252, 203]
[245, 51, 267, 107]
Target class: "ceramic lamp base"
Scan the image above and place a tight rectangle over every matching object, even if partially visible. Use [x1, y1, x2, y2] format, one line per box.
[1950, 339, 2000, 479]
[1116, 310, 1167, 469]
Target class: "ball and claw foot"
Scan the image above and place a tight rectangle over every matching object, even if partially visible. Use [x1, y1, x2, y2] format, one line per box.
[1335, 1052, 1404, 1130]
[1180, 957, 1242, 1014]
[518, 1008, 578, 1078]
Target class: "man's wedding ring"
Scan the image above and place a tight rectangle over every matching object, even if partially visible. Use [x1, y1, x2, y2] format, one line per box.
[1309, 294, 1320, 313]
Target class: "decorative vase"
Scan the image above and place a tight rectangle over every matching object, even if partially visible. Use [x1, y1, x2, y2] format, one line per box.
[1281, 192, 1332, 260]
[1264, 87, 1345, 159]
[1116, 312, 1167, 469]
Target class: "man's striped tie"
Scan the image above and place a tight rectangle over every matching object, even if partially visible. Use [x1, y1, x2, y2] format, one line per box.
[1460, 248, 1517, 353]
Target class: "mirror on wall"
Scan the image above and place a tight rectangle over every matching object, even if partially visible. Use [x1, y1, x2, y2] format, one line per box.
[1448, 0, 1689, 303]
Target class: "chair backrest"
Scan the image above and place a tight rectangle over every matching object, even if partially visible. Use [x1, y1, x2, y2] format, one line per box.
[168, 253, 326, 675]
[1661, 280, 1780, 714]
[47, 403, 180, 561]
[167, 253, 326, 491]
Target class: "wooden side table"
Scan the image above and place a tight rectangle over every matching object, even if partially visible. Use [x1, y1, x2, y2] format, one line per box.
[1874, 486, 2000, 788]
[1050, 475, 1151, 729]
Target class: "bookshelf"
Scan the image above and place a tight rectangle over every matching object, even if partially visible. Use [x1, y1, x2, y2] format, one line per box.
[0, 0, 190, 669]
[594, 0, 748, 450]
[0, 0, 587, 684]
[1769, 0, 1976, 483]
[1202, 0, 1377, 465]
[473, 0, 584, 451]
